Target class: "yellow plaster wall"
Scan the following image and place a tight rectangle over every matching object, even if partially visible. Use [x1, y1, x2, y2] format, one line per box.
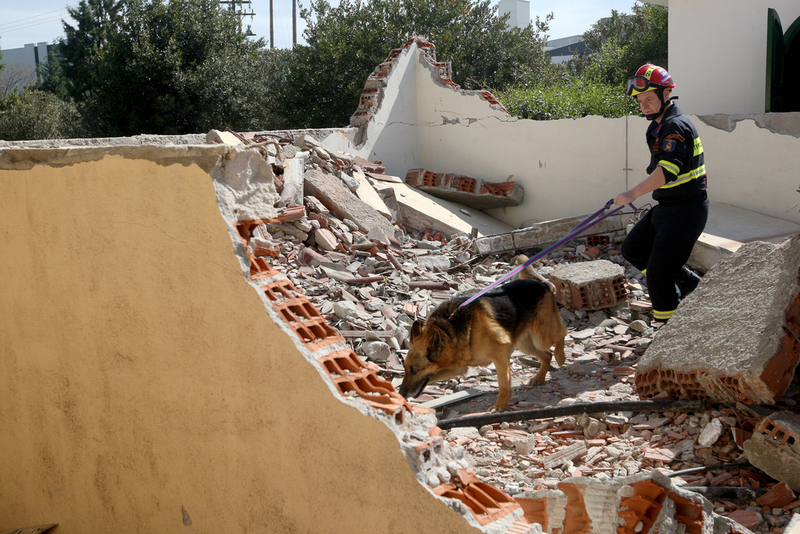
[0, 152, 477, 533]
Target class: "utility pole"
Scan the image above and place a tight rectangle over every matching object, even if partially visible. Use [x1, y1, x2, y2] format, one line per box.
[292, 0, 297, 46]
[217, 1, 256, 37]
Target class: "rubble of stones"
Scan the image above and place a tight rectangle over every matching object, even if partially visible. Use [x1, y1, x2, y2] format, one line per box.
[248, 133, 800, 534]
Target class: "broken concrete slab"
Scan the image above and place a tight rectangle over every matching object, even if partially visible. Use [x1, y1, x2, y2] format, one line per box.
[405, 168, 524, 210]
[277, 150, 306, 208]
[303, 167, 396, 236]
[635, 236, 800, 404]
[368, 177, 514, 239]
[352, 170, 393, 222]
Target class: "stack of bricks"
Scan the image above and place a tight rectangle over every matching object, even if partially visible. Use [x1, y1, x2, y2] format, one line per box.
[549, 259, 628, 310]
[404, 168, 524, 209]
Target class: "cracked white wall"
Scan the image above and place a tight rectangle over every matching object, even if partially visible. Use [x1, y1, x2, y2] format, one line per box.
[354, 42, 800, 229]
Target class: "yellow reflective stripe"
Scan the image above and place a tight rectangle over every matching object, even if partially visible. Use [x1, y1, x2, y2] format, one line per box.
[659, 164, 706, 189]
[653, 308, 675, 320]
[644, 65, 656, 79]
[693, 138, 704, 156]
[658, 160, 680, 176]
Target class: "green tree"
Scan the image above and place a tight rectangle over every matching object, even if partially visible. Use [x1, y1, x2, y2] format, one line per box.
[573, 3, 668, 86]
[0, 90, 86, 140]
[57, 0, 123, 100]
[52, 0, 275, 136]
[275, 0, 553, 128]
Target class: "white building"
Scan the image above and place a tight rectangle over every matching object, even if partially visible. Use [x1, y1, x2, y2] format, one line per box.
[652, 0, 800, 114]
[0, 42, 50, 92]
[497, 0, 530, 30]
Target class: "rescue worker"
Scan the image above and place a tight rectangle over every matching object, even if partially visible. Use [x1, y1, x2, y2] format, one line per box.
[613, 64, 708, 322]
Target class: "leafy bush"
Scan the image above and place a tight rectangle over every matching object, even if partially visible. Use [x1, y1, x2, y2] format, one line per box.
[0, 90, 86, 140]
[495, 82, 639, 120]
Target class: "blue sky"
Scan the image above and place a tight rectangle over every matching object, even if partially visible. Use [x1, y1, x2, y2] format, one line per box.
[1, 0, 641, 51]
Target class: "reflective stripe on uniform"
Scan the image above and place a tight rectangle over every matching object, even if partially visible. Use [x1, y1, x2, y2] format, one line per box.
[659, 164, 706, 189]
[658, 160, 680, 176]
[653, 308, 675, 320]
[657, 138, 705, 189]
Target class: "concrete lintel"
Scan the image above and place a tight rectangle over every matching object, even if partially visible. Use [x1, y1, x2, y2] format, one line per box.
[471, 211, 635, 256]
[369, 179, 514, 239]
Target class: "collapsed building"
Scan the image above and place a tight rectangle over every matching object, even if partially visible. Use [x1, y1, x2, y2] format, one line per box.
[3, 36, 800, 534]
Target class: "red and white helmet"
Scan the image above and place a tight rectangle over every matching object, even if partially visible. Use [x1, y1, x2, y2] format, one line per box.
[626, 64, 675, 97]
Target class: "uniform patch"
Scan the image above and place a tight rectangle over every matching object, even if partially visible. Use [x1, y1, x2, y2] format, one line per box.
[662, 139, 677, 152]
[664, 133, 685, 142]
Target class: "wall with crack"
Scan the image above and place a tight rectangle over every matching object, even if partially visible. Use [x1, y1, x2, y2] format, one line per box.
[348, 38, 800, 229]
[0, 142, 479, 534]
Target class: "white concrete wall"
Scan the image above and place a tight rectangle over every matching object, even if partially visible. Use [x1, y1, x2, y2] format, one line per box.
[360, 45, 420, 175]
[354, 43, 800, 231]
[667, 0, 800, 115]
[693, 116, 800, 219]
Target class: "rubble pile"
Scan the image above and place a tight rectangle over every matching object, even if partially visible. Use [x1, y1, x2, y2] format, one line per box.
[234, 131, 800, 533]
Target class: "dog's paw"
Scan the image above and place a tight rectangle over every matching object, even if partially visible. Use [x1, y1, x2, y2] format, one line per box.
[489, 404, 507, 413]
[527, 375, 546, 386]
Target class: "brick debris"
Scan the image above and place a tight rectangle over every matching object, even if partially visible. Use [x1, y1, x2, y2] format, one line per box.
[226, 129, 800, 534]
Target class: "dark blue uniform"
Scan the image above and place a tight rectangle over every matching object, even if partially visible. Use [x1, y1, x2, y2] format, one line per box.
[621, 103, 709, 321]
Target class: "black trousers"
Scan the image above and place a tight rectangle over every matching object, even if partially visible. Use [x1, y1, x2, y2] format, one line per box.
[621, 197, 709, 320]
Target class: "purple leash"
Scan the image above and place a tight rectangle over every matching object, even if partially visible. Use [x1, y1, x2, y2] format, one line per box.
[452, 199, 635, 316]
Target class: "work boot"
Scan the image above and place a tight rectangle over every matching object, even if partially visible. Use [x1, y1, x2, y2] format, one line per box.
[676, 266, 702, 298]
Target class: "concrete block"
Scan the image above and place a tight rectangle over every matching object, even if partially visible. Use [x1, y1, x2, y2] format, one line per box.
[206, 129, 244, 146]
[744, 411, 800, 492]
[635, 237, 800, 404]
[474, 233, 515, 256]
[277, 152, 307, 208]
[550, 260, 628, 310]
[303, 167, 396, 236]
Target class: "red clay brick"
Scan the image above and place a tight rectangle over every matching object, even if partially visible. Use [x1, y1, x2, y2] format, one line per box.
[757, 481, 796, 508]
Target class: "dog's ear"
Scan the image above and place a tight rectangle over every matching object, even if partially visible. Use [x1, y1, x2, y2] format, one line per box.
[410, 319, 424, 341]
[426, 325, 450, 363]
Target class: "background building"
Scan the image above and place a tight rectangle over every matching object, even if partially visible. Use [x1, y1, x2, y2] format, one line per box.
[0, 42, 50, 94]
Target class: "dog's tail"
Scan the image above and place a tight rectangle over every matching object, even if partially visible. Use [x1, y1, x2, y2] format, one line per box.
[511, 254, 556, 293]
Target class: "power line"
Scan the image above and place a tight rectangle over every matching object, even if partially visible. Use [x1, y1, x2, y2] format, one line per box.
[0, 9, 68, 31]
[0, 14, 67, 35]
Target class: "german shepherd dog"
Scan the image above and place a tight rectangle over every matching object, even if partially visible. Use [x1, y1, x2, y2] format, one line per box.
[398, 257, 567, 412]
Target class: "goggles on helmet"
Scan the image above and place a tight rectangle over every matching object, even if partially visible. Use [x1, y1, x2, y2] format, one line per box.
[626, 75, 663, 96]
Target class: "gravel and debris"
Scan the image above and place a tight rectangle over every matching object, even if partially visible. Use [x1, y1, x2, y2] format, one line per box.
[250, 134, 800, 533]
